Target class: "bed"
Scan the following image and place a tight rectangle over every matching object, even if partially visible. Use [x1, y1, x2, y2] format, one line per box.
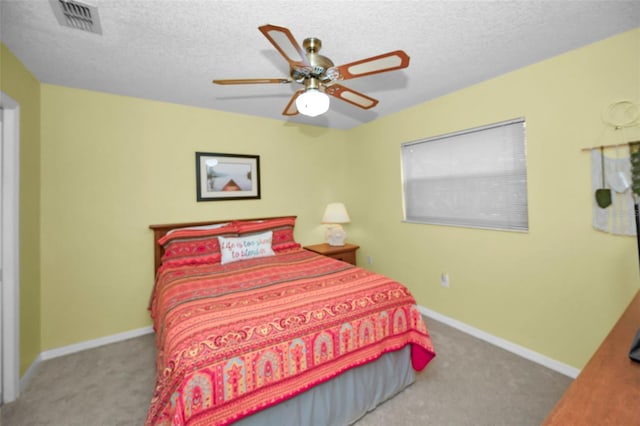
[146, 216, 435, 425]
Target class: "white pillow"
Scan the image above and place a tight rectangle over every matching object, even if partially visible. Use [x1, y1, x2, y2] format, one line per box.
[219, 231, 275, 265]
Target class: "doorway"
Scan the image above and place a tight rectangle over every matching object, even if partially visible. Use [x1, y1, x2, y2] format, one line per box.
[0, 91, 20, 404]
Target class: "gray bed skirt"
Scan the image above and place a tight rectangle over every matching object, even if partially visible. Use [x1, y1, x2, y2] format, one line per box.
[236, 345, 415, 426]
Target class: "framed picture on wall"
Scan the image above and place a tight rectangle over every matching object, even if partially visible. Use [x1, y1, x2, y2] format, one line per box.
[195, 152, 261, 201]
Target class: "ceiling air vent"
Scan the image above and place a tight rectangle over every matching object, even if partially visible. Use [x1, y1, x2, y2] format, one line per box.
[50, 0, 102, 34]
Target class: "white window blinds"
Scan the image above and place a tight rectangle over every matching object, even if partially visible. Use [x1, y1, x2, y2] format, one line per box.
[401, 118, 528, 231]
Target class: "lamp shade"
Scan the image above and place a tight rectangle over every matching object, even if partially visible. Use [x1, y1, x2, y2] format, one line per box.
[296, 89, 330, 117]
[321, 202, 350, 224]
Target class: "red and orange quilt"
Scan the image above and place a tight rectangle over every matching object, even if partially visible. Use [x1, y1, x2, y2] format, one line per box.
[147, 248, 435, 425]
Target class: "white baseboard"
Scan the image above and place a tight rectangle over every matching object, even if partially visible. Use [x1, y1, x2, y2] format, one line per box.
[40, 326, 154, 361]
[20, 326, 154, 392]
[19, 353, 42, 395]
[418, 305, 580, 379]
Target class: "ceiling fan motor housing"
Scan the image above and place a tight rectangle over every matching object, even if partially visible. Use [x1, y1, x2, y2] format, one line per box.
[290, 37, 336, 84]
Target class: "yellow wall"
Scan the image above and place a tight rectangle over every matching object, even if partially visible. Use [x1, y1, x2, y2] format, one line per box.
[346, 29, 640, 368]
[39, 86, 349, 349]
[0, 44, 42, 375]
[6, 28, 640, 374]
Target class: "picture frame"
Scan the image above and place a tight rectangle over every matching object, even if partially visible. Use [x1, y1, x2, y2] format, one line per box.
[195, 152, 261, 201]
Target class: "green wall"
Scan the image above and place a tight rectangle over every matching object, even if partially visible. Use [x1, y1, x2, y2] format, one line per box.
[39, 85, 349, 350]
[0, 44, 42, 375]
[346, 28, 640, 368]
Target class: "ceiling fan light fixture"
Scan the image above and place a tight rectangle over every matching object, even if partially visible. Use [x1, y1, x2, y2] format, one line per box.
[296, 89, 330, 117]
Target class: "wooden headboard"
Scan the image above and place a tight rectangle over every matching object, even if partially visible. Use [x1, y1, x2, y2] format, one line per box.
[149, 216, 296, 274]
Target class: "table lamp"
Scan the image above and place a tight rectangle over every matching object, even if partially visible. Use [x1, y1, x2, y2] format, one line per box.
[321, 202, 350, 246]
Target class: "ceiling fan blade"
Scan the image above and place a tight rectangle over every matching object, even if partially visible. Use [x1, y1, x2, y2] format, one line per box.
[283, 90, 303, 116]
[212, 78, 292, 85]
[325, 84, 379, 110]
[259, 24, 310, 68]
[333, 50, 410, 80]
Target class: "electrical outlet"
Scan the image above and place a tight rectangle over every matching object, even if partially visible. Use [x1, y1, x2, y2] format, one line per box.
[367, 255, 373, 265]
[440, 273, 450, 288]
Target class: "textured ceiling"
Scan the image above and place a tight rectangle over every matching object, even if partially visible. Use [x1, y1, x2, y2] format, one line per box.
[1, 0, 639, 129]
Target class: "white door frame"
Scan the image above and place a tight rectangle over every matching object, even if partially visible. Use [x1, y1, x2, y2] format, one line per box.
[1, 91, 20, 403]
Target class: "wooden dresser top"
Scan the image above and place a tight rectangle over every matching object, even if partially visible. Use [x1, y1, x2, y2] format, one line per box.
[543, 290, 640, 425]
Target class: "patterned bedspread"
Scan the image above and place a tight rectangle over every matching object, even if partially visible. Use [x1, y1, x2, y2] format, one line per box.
[146, 248, 435, 425]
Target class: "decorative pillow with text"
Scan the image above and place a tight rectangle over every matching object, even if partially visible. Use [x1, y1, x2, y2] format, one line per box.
[219, 231, 275, 265]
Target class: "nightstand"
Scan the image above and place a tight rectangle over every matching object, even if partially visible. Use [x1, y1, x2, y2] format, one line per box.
[304, 243, 360, 266]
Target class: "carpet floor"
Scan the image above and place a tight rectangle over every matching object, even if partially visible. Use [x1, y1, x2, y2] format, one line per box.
[1, 318, 572, 425]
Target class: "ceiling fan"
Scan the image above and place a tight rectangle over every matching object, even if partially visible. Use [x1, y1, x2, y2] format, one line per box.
[213, 24, 410, 117]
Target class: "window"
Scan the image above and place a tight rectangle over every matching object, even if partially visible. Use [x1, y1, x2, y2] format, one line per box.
[401, 118, 528, 231]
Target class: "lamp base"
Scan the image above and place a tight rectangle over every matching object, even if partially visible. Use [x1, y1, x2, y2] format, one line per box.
[325, 225, 347, 246]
